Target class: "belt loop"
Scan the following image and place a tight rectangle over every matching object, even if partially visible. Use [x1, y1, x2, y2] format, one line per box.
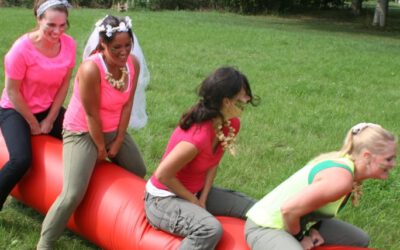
[144, 191, 149, 201]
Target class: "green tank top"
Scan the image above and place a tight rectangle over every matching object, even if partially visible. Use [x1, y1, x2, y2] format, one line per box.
[246, 156, 354, 229]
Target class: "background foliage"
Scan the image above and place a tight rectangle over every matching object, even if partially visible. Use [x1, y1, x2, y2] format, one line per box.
[2, 0, 395, 13]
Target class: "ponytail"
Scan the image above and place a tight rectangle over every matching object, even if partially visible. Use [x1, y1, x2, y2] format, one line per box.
[179, 100, 222, 130]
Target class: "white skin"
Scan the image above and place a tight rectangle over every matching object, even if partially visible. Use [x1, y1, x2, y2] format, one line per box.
[78, 32, 139, 161]
[281, 141, 396, 250]
[6, 9, 72, 135]
[353, 141, 397, 181]
[154, 87, 250, 208]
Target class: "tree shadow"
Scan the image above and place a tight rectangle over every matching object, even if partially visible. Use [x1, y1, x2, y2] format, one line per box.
[278, 4, 400, 38]
[201, 4, 400, 40]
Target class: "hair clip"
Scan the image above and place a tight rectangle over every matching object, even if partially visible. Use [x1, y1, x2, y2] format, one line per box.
[351, 122, 379, 135]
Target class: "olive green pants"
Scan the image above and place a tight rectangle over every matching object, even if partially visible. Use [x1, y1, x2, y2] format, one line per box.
[37, 130, 146, 249]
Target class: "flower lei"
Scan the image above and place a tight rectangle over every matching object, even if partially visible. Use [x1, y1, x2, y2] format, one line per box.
[96, 16, 132, 38]
[105, 67, 128, 90]
[216, 120, 237, 156]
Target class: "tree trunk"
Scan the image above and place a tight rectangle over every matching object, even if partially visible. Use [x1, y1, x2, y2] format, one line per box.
[373, 0, 388, 27]
[351, 0, 362, 15]
[128, 0, 134, 8]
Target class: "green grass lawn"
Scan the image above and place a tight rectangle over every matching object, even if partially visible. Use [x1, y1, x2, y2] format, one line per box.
[1, 5, 400, 249]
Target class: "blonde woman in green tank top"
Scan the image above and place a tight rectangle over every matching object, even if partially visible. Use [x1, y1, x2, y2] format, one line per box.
[245, 123, 397, 250]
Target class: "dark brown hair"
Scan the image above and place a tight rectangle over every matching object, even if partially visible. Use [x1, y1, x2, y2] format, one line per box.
[179, 67, 258, 130]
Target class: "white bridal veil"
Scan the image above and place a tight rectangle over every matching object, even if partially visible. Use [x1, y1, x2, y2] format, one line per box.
[82, 22, 150, 130]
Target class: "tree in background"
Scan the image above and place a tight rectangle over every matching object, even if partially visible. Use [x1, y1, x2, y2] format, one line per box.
[351, 0, 362, 15]
[0, 0, 394, 27]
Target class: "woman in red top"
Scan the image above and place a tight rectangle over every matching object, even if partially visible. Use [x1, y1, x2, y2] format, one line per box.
[145, 67, 258, 250]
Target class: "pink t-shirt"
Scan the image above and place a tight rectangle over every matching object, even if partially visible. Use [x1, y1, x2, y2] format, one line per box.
[0, 33, 76, 113]
[63, 53, 135, 132]
[150, 118, 240, 194]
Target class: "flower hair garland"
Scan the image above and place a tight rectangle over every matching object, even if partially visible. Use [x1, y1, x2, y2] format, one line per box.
[37, 0, 71, 17]
[96, 16, 132, 38]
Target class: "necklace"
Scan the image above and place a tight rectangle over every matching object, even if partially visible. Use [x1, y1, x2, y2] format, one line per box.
[215, 119, 237, 156]
[105, 67, 128, 91]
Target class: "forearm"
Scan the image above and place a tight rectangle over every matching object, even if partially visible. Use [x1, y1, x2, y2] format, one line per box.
[86, 115, 105, 150]
[8, 92, 38, 126]
[45, 84, 68, 123]
[114, 103, 132, 143]
[199, 167, 217, 202]
[154, 141, 199, 204]
[162, 177, 198, 203]
[281, 206, 302, 235]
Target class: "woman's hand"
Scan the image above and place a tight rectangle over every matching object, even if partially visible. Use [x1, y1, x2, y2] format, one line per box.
[309, 228, 324, 247]
[29, 120, 42, 135]
[189, 197, 203, 208]
[97, 146, 108, 162]
[107, 139, 123, 158]
[198, 196, 207, 208]
[39, 118, 53, 134]
[299, 229, 324, 250]
[300, 236, 315, 250]
[197, 166, 217, 210]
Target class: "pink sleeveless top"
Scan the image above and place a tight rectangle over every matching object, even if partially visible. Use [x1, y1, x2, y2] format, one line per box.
[63, 53, 135, 132]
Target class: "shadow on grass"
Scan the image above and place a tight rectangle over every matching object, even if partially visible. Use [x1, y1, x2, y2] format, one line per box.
[205, 3, 400, 39]
[274, 4, 400, 38]
[2, 199, 100, 250]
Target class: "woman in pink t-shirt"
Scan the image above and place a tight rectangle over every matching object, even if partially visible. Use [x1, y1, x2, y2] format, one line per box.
[145, 67, 259, 250]
[0, 0, 75, 211]
[37, 15, 146, 249]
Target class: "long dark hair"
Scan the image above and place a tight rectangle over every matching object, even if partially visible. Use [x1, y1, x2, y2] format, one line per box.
[179, 67, 258, 130]
[96, 15, 134, 52]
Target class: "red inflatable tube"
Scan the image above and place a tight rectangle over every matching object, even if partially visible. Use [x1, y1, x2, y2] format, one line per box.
[314, 248, 375, 250]
[0, 134, 247, 249]
[0, 134, 374, 250]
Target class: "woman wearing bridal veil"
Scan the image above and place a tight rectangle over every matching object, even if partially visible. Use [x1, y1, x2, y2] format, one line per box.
[37, 15, 147, 249]
[83, 16, 150, 130]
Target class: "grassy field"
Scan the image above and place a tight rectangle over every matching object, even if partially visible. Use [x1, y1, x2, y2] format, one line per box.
[1, 5, 400, 249]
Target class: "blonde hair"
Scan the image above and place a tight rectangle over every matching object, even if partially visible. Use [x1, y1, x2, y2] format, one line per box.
[312, 123, 397, 206]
